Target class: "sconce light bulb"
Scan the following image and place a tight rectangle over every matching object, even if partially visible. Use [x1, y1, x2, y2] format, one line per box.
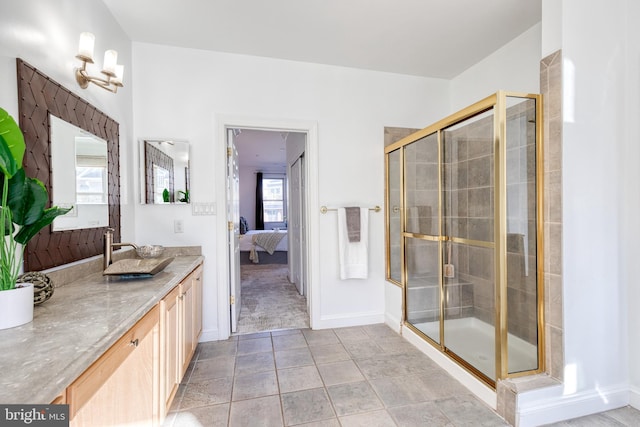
[102, 50, 118, 76]
[77, 32, 95, 63]
[112, 65, 124, 86]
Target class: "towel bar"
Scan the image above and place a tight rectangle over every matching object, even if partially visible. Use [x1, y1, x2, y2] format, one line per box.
[320, 205, 381, 214]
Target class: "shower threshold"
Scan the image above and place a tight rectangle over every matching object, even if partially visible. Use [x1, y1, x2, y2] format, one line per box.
[412, 317, 538, 380]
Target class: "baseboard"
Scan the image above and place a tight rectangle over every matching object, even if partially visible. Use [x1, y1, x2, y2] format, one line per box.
[517, 383, 629, 427]
[199, 327, 221, 342]
[630, 385, 640, 410]
[314, 311, 385, 330]
[384, 311, 402, 334]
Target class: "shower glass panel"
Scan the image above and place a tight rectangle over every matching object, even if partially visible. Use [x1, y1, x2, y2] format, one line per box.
[404, 133, 439, 236]
[505, 96, 539, 374]
[442, 109, 496, 381]
[387, 148, 402, 284]
[406, 237, 441, 343]
[404, 132, 440, 344]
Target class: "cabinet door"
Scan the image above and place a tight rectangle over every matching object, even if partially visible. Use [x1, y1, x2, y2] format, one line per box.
[160, 285, 181, 417]
[69, 306, 159, 427]
[180, 277, 195, 378]
[192, 266, 203, 344]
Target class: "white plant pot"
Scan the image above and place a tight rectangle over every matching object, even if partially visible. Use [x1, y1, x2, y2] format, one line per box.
[0, 283, 34, 330]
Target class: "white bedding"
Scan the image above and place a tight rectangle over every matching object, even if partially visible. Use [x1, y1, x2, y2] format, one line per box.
[239, 230, 288, 252]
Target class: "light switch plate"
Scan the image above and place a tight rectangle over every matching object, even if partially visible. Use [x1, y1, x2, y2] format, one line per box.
[192, 202, 216, 216]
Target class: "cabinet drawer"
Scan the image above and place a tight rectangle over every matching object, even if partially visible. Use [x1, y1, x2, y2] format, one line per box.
[67, 305, 159, 418]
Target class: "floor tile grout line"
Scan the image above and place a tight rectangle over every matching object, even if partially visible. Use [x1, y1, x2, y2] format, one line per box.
[226, 336, 240, 424]
[269, 331, 289, 426]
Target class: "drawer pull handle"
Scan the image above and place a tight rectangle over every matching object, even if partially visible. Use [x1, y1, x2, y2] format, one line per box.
[129, 338, 139, 347]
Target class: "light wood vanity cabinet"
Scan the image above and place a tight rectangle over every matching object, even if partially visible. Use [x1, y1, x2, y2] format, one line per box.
[67, 263, 203, 427]
[160, 264, 204, 419]
[160, 285, 181, 414]
[181, 265, 203, 376]
[68, 305, 160, 427]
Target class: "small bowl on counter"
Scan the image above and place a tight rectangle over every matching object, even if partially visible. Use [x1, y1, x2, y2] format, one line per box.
[136, 245, 165, 259]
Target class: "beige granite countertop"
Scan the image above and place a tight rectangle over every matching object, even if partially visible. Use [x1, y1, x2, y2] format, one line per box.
[0, 253, 204, 404]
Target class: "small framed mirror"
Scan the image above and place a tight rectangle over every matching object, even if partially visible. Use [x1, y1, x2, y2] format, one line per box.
[139, 139, 190, 204]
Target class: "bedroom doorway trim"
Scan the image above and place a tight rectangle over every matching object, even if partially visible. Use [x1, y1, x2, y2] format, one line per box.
[215, 114, 319, 340]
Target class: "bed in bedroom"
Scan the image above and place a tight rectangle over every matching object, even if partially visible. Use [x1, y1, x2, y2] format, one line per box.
[239, 229, 288, 264]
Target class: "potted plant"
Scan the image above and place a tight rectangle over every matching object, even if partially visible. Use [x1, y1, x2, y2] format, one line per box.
[0, 107, 71, 329]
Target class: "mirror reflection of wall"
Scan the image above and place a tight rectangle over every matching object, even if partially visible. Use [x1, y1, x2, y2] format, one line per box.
[50, 115, 109, 231]
[140, 139, 190, 204]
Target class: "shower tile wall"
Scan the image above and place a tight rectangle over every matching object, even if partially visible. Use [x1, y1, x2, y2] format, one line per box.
[541, 50, 564, 380]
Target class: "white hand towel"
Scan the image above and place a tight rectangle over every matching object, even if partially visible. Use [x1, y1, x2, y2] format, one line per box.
[337, 207, 368, 279]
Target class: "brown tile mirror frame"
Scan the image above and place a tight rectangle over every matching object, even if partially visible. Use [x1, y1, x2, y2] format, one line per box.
[16, 58, 121, 271]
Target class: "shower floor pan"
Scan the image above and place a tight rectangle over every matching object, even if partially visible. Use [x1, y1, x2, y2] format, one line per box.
[413, 317, 538, 380]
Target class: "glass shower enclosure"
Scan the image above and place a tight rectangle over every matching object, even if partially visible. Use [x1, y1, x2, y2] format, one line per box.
[385, 91, 544, 387]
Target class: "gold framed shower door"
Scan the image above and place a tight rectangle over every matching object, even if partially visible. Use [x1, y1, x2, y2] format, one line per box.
[384, 91, 545, 388]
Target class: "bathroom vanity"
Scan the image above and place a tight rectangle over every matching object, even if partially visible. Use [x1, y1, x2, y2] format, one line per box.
[0, 250, 204, 426]
[9, 60, 204, 426]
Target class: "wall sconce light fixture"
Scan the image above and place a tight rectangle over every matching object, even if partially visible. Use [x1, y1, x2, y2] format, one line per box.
[74, 32, 124, 93]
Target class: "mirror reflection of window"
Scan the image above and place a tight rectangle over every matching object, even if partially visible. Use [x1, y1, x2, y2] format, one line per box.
[50, 115, 109, 231]
[75, 154, 107, 204]
[153, 164, 171, 203]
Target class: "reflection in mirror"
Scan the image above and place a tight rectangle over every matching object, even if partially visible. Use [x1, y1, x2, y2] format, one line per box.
[50, 115, 109, 231]
[140, 140, 190, 204]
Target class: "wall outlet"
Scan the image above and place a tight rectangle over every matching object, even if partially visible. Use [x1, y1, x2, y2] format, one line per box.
[174, 219, 184, 233]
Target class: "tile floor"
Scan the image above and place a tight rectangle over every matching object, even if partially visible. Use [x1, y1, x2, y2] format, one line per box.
[163, 324, 507, 426]
[162, 324, 638, 426]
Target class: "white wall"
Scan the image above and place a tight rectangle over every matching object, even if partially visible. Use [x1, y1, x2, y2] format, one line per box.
[451, 23, 542, 111]
[626, 0, 640, 408]
[0, 0, 135, 242]
[561, 0, 629, 403]
[516, 1, 639, 425]
[286, 133, 306, 166]
[131, 43, 450, 339]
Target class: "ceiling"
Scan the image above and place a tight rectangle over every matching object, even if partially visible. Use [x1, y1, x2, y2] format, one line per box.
[232, 129, 289, 172]
[103, 0, 541, 79]
[103, 1, 541, 169]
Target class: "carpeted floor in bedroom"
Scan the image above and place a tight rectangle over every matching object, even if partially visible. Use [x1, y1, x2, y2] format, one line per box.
[235, 264, 309, 335]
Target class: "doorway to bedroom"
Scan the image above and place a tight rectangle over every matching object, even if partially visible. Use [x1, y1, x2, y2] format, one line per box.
[228, 128, 310, 335]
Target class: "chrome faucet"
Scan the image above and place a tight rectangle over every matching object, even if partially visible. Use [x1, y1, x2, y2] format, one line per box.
[103, 228, 138, 269]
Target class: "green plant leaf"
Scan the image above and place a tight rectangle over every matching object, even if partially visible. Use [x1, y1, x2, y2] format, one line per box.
[0, 108, 25, 178]
[1, 206, 14, 236]
[14, 205, 72, 244]
[0, 135, 19, 179]
[7, 169, 49, 226]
